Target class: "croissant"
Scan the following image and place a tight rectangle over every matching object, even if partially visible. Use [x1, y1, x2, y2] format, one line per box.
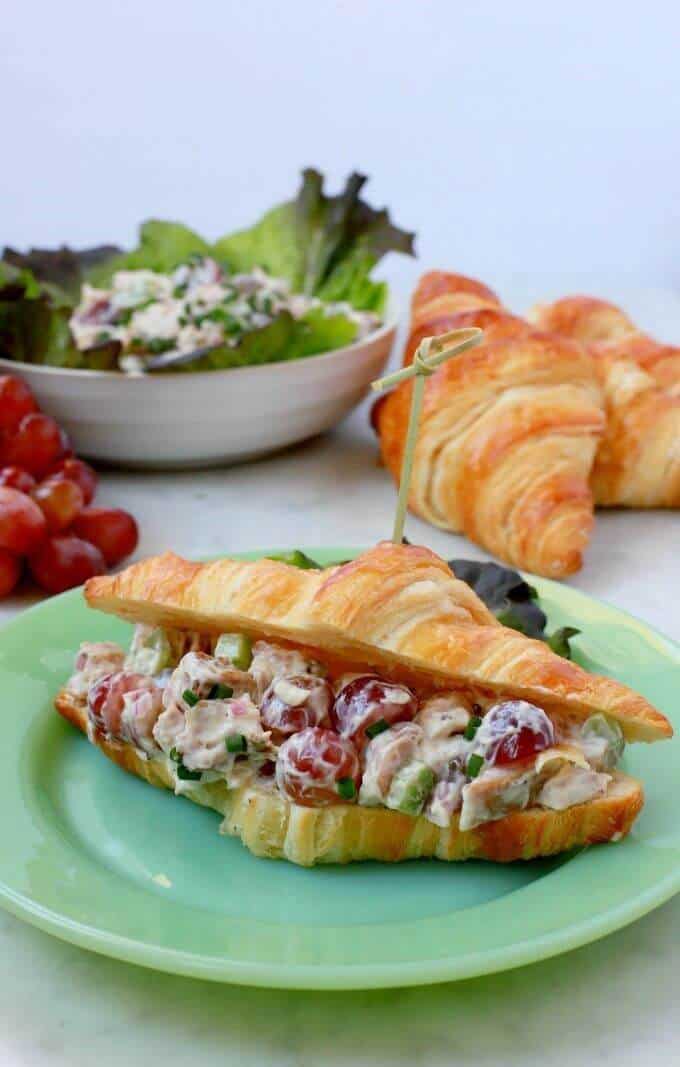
[373, 273, 605, 577]
[528, 295, 680, 396]
[530, 299, 680, 507]
[55, 543, 670, 866]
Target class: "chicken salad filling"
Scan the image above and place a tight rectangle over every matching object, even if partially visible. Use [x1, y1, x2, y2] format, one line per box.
[70, 257, 381, 372]
[67, 625, 625, 831]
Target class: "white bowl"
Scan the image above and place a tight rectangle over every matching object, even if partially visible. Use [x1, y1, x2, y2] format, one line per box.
[0, 316, 396, 469]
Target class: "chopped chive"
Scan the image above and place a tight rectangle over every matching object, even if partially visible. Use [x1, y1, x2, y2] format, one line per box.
[466, 754, 484, 779]
[169, 746, 201, 779]
[209, 683, 233, 700]
[464, 715, 483, 741]
[336, 776, 357, 800]
[266, 550, 321, 570]
[176, 762, 202, 781]
[366, 718, 390, 740]
[183, 689, 199, 707]
[226, 733, 247, 754]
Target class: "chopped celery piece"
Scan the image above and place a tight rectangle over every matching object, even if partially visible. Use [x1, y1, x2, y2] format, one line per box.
[387, 761, 435, 816]
[215, 633, 253, 670]
[125, 625, 172, 675]
[581, 713, 625, 768]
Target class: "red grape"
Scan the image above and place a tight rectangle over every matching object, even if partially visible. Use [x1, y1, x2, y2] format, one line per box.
[481, 701, 555, 766]
[0, 549, 22, 597]
[72, 507, 138, 565]
[275, 727, 361, 807]
[0, 466, 36, 494]
[0, 487, 48, 555]
[331, 676, 417, 746]
[1, 413, 70, 478]
[29, 535, 106, 594]
[88, 671, 157, 736]
[48, 457, 98, 504]
[32, 477, 84, 533]
[260, 675, 333, 741]
[0, 376, 38, 435]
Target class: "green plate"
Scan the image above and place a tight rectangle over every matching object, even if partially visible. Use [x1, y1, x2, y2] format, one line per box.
[0, 546, 678, 989]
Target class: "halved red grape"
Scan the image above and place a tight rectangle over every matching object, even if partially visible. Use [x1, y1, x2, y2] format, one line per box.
[32, 477, 85, 533]
[331, 676, 417, 746]
[480, 701, 555, 766]
[0, 487, 48, 555]
[260, 674, 333, 741]
[29, 535, 106, 594]
[0, 549, 22, 597]
[48, 457, 98, 504]
[0, 466, 36, 494]
[72, 507, 138, 565]
[1, 413, 70, 478]
[275, 727, 361, 807]
[88, 671, 157, 736]
[0, 376, 38, 435]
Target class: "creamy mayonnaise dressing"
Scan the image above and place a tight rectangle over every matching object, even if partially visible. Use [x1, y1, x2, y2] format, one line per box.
[68, 627, 625, 830]
[70, 258, 381, 370]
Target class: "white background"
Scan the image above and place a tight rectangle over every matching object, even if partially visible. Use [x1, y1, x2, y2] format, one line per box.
[3, 0, 680, 303]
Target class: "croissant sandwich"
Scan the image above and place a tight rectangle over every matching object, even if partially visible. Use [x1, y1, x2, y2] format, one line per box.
[55, 543, 671, 867]
[373, 272, 606, 578]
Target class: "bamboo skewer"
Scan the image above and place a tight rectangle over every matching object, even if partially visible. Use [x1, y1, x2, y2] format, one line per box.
[370, 326, 483, 544]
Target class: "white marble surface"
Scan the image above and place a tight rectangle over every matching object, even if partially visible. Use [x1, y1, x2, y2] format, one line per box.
[1, 286, 679, 1065]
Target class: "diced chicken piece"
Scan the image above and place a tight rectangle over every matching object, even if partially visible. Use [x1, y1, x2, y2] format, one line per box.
[153, 703, 185, 753]
[164, 651, 256, 710]
[459, 767, 532, 831]
[359, 722, 423, 806]
[172, 695, 272, 775]
[424, 774, 466, 828]
[537, 765, 611, 810]
[249, 641, 322, 698]
[68, 641, 125, 697]
[120, 686, 165, 755]
[416, 693, 472, 740]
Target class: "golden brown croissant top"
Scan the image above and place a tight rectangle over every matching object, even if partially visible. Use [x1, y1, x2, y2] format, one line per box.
[373, 273, 605, 578]
[84, 541, 671, 742]
[530, 296, 680, 507]
[588, 349, 680, 506]
[411, 271, 500, 312]
[529, 295, 680, 395]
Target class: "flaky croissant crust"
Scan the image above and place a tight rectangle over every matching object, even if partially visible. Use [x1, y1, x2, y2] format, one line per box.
[373, 274, 606, 578]
[530, 297, 680, 507]
[529, 295, 680, 396]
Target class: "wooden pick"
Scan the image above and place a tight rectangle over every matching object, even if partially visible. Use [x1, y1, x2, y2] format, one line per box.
[371, 326, 483, 544]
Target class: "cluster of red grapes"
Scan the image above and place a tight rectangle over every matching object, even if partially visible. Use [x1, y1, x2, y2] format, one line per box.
[0, 375, 139, 597]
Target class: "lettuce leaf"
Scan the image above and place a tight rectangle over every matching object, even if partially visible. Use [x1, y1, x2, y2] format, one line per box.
[214, 168, 414, 310]
[449, 558, 581, 659]
[163, 307, 358, 373]
[0, 260, 120, 369]
[87, 221, 211, 286]
[3, 244, 121, 300]
[1, 168, 413, 370]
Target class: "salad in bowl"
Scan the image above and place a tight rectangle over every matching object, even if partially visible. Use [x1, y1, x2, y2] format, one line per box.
[0, 170, 413, 466]
[1, 169, 414, 375]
